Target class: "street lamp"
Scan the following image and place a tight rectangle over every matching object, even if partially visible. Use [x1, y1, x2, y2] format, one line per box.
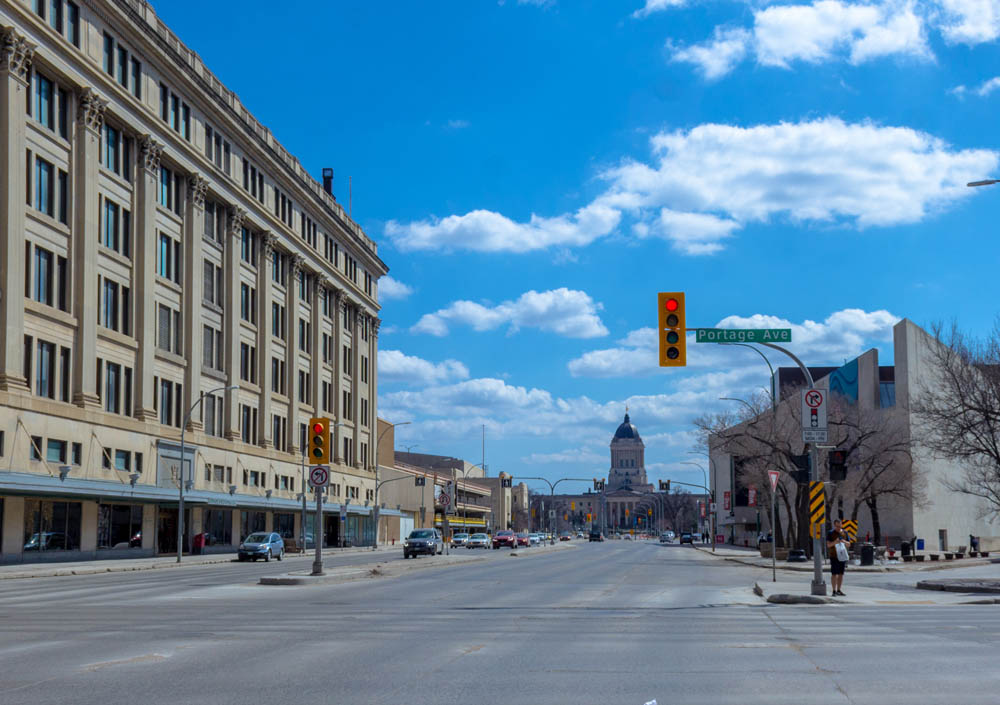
[372, 420, 410, 549]
[178, 384, 238, 563]
[680, 460, 713, 552]
[719, 343, 776, 409]
[968, 179, 1000, 187]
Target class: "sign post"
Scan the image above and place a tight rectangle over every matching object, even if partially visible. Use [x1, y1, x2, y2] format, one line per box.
[308, 465, 329, 575]
[768, 470, 780, 582]
[801, 389, 828, 443]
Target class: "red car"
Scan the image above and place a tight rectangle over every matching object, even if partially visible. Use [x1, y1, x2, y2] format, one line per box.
[516, 532, 530, 547]
[492, 530, 517, 549]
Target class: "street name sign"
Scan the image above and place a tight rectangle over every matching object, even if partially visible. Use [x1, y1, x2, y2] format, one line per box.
[695, 328, 792, 344]
[801, 388, 828, 442]
[308, 465, 330, 488]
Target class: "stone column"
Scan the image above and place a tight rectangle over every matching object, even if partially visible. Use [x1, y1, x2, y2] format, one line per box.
[0, 29, 34, 392]
[223, 207, 245, 440]
[333, 289, 344, 463]
[257, 232, 276, 448]
[182, 173, 208, 431]
[352, 307, 362, 469]
[370, 317, 380, 468]
[133, 135, 163, 421]
[65, 88, 106, 408]
[285, 254, 303, 455]
[311, 278, 324, 419]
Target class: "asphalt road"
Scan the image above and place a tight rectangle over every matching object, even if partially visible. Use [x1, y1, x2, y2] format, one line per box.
[2, 541, 1000, 705]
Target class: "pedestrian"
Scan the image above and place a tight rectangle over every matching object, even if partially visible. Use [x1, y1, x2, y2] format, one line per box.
[970, 534, 980, 552]
[828, 519, 849, 596]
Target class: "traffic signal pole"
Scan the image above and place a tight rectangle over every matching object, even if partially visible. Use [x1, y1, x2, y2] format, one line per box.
[759, 342, 826, 597]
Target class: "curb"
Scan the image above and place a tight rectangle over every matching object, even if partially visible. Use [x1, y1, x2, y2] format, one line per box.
[916, 580, 1000, 594]
[692, 544, 989, 574]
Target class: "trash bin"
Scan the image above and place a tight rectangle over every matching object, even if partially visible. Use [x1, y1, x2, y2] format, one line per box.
[901, 541, 911, 558]
[860, 543, 875, 566]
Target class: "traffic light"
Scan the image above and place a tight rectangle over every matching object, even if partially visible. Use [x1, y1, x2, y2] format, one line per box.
[658, 292, 686, 367]
[829, 450, 847, 482]
[647, 509, 652, 516]
[308, 417, 330, 463]
[658, 480, 671, 492]
[570, 501, 575, 510]
[415, 475, 426, 487]
[790, 453, 810, 484]
[593, 478, 606, 491]
[501, 474, 512, 488]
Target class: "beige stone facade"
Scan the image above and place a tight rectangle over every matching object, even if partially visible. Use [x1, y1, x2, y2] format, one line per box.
[0, 0, 388, 562]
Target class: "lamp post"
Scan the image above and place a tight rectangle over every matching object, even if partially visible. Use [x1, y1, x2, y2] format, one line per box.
[681, 460, 713, 552]
[372, 420, 410, 549]
[177, 385, 238, 563]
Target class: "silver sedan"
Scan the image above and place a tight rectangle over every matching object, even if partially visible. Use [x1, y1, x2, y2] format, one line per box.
[466, 533, 491, 549]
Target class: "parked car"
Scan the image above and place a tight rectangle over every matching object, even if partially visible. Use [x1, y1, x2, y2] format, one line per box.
[529, 533, 541, 545]
[493, 530, 517, 549]
[23, 532, 67, 551]
[589, 530, 604, 542]
[680, 532, 694, 544]
[403, 528, 444, 558]
[467, 533, 490, 549]
[451, 533, 470, 547]
[516, 532, 531, 547]
[238, 532, 284, 562]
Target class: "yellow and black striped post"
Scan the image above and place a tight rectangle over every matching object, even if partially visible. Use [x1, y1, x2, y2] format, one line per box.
[809, 481, 825, 538]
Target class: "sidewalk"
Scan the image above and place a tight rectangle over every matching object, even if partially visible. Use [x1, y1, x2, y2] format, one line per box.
[754, 580, 995, 606]
[0, 544, 397, 580]
[692, 543, 992, 573]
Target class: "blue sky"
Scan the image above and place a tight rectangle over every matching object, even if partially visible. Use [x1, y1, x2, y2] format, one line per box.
[156, 0, 1000, 490]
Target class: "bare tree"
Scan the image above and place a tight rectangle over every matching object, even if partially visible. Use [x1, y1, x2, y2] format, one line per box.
[827, 395, 921, 544]
[660, 488, 698, 533]
[912, 321, 1000, 516]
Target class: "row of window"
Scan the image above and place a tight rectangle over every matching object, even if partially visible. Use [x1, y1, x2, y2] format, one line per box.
[103, 32, 142, 100]
[32, 0, 81, 48]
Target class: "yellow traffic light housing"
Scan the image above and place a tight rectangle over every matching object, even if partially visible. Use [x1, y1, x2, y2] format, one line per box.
[658, 292, 686, 367]
[308, 417, 331, 463]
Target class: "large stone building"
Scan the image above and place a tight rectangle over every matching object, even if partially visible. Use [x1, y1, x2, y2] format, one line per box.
[0, 0, 390, 563]
[529, 413, 667, 535]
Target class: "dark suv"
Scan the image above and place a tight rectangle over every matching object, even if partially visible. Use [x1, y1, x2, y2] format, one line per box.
[589, 530, 604, 542]
[403, 528, 443, 558]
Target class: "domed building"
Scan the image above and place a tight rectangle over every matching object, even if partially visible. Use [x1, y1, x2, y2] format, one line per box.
[608, 412, 650, 492]
[526, 411, 660, 535]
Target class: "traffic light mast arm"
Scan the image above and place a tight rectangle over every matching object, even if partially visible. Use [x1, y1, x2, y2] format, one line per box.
[669, 479, 711, 495]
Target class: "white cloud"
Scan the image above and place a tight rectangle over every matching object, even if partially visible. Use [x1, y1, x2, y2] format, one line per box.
[671, 0, 932, 79]
[952, 75, 1000, 98]
[522, 449, 607, 464]
[378, 350, 469, 386]
[671, 28, 751, 80]
[567, 308, 902, 378]
[937, 0, 1000, 44]
[378, 275, 414, 300]
[641, 208, 742, 254]
[754, 0, 930, 68]
[446, 119, 470, 129]
[605, 118, 997, 228]
[411, 287, 609, 339]
[632, 0, 688, 18]
[385, 201, 621, 254]
[387, 118, 997, 256]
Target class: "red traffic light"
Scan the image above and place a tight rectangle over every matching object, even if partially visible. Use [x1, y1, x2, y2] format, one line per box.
[665, 298, 679, 312]
[312, 422, 325, 434]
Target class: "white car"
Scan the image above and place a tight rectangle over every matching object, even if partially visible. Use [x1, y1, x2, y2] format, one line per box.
[466, 533, 490, 549]
[451, 533, 470, 547]
[529, 533, 541, 545]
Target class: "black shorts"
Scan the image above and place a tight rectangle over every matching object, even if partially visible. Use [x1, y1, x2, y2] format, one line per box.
[830, 557, 846, 575]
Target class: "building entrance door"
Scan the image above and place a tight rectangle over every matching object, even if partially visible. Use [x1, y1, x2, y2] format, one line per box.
[324, 515, 340, 548]
[157, 507, 191, 555]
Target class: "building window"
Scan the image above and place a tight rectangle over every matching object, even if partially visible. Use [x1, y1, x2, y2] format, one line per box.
[32, 71, 54, 131]
[203, 393, 223, 438]
[239, 342, 257, 384]
[156, 378, 182, 427]
[271, 358, 286, 395]
[157, 232, 181, 284]
[23, 499, 82, 551]
[240, 227, 256, 266]
[271, 415, 286, 452]
[202, 260, 223, 307]
[114, 449, 131, 472]
[60, 347, 71, 402]
[240, 283, 256, 324]
[35, 340, 55, 398]
[157, 303, 181, 354]
[97, 504, 142, 549]
[102, 124, 131, 181]
[203, 325, 223, 371]
[98, 276, 131, 335]
[32, 245, 53, 306]
[271, 303, 286, 340]
[203, 509, 233, 546]
[130, 58, 142, 99]
[35, 156, 53, 217]
[105, 362, 121, 414]
[103, 32, 114, 75]
[158, 166, 180, 214]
